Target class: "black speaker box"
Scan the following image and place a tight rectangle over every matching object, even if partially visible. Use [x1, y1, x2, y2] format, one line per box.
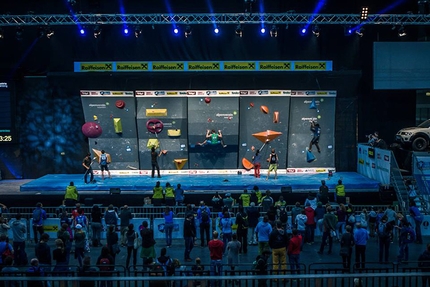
[110, 188, 121, 195]
[281, 186, 292, 193]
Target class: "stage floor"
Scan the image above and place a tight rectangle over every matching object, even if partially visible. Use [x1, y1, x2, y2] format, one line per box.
[19, 171, 380, 194]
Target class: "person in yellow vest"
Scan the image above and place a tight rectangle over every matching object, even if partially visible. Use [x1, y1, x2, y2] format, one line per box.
[252, 186, 263, 205]
[335, 180, 346, 204]
[165, 182, 175, 206]
[275, 195, 287, 207]
[239, 189, 251, 207]
[152, 181, 164, 206]
[64, 181, 79, 206]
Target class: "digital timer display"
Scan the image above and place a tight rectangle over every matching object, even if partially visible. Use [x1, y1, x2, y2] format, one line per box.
[0, 82, 16, 144]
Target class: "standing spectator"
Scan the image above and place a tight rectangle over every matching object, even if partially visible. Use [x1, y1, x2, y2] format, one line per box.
[156, 247, 173, 275]
[254, 249, 271, 287]
[261, 190, 274, 212]
[377, 216, 392, 264]
[255, 215, 272, 255]
[74, 209, 89, 231]
[340, 225, 354, 271]
[104, 205, 119, 227]
[26, 258, 46, 287]
[212, 192, 223, 212]
[345, 204, 356, 231]
[291, 202, 302, 229]
[318, 207, 337, 255]
[315, 202, 326, 234]
[64, 181, 79, 207]
[163, 207, 174, 248]
[239, 189, 251, 207]
[0, 235, 13, 270]
[304, 202, 316, 244]
[418, 243, 430, 287]
[0, 217, 10, 238]
[223, 193, 234, 209]
[353, 222, 370, 269]
[32, 202, 47, 244]
[106, 225, 119, 264]
[295, 210, 307, 250]
[335, 204, 347, 241]
[220, 211, 233, 251]
[359, 209, 369, 229]
[91, 205, 103, 247]
[35, 233, 51, 269]
[174, 184, 185, 206]
[288, 229, 302, 275]
[410, 201, 423, 244]
[152, 181, 164, 206]
[96, 246, 115, 287]
[253, 185, 263, 205]
[304, 192, 317, 210]
[72, 203, 81, 220]
[184, 213, 196, 262]
[164, 182, 175, 206]
[78, 256, 98, 287]
[335, 180, 346, 204]
[247, 202, 260, 245]
[236, 205, 249, 254]
[318, 180, 329, 204]
[57, 223, 72, 264]
[74, 224, 86, 267]
[140, 221, 156, 268]
[52, 239, 68, 274]
[208, 231, 224, 287]
[368, 207, 378, 238]
[197, 201, 211, 247]
[383, 205, 397, 227]
[11, 213, 26, 266]
[275, 196, 286, 207]
[227, 233, 241, 280]
[125, 224, 138, 270]
[269, 221, 289, 275]
[1, 256, 20, 287]
[119, 205, 133, 246]
[395, 219, 415, 264]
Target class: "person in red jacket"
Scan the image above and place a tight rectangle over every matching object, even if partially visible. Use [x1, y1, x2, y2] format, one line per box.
[304, 202, 316, 244]
[208, 231, 224, 287]
[288, 229, 302, 275]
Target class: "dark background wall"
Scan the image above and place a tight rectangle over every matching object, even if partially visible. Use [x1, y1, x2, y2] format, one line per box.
[0, 0, 419, 179]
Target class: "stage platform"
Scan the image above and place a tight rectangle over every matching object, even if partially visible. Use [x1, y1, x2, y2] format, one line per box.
[20, 171, 379, 194]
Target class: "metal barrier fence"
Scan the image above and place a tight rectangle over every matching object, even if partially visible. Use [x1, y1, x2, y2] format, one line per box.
[0, 272, 428, 287]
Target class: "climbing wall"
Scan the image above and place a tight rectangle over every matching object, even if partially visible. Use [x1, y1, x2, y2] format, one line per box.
[80, 91, 139, 170]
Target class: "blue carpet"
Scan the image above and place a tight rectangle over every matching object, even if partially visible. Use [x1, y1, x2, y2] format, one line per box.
[20, 172, 380, 193]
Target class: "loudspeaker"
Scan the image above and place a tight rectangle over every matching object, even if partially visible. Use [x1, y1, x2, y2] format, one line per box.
[109, 188, 121, 195]
[281, 186, 292, 193]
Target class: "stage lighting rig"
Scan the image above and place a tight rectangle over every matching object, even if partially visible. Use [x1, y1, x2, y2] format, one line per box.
[356, 27, 364, 37]
[270, 25, 278, 37]
[93, 25, 101, 38]
[16, 27, 23, 41]
[134, 26, 142, 38]
[235, 24, 243, 37]
[398, 25, 407, 37]
[184, 25, 192, 38]
[46, 27, 54, 39]
[312, 25, 320, 37]
[360, 7, 369, 21]
[0, 28, 4, 39]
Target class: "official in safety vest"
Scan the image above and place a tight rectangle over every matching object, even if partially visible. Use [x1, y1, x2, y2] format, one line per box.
[335, 180, 346, 204]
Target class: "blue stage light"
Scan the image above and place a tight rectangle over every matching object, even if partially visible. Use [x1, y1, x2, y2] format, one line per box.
[300, 28, 307, 35]
[214, 27, 219, 34]
[79, 28, 85, 35]
[124, 28, 129, 35]
[261, 27, 266, 34]
[173, 28, 179, 34]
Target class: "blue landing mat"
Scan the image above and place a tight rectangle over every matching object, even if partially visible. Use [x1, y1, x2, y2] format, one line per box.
[20, 172, 380, 193]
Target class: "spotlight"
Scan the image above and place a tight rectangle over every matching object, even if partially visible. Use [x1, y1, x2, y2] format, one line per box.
[184, 25, 192, 38]
[46, 28, 54, 39]
[300, 26, 307, 35]
[93, 25, 101, 38]
[123, 27, 129, 35]
[173, 27, 179, 34]
[360, 6, 369, 21]
[356, 27, 364, 37]
[0, 28, 3, 39]
[79, 28, 85, 35]
[260, 26, 266, 34]
[15, 27, 23, 41]
[398, 26, 407, 37]
[235, 24, 243, 37]
[312, 25, 320, 37]
[270, 25, 278, 37]
[134, 26, 142, 38]
[344, 26, 353, 36]
[214, 26, 219, 34]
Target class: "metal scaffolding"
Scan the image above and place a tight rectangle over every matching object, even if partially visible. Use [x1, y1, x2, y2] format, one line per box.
[1, 13, 430, 26]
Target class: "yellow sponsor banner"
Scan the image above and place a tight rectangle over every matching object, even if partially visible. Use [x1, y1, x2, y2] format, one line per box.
[152, 62, 185, 71]
[44, 225, 59, 232]
[294, 61, 327, 71]
[166, 91, 178, 95]
[188, 62, 220, 71]
[316, 91, 328, 95]
[80, 62, 113, 72]
[269, 91, 282, 95]
[259, 61, 291, 71]
[117, 62, 149, 71]
[224, 62, 256, 71]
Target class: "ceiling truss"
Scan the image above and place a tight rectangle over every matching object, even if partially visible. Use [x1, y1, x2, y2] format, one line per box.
[1, 13, 430, 26]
